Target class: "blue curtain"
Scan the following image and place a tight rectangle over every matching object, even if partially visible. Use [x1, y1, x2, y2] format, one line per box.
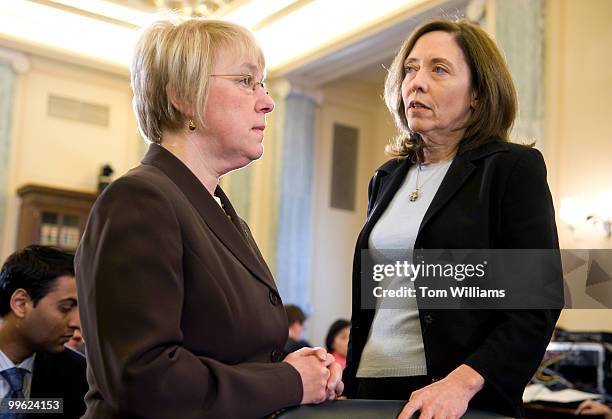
[495, 0, 545, 144]
[275, 93, 316, 311]
[0, 63, 16, 243]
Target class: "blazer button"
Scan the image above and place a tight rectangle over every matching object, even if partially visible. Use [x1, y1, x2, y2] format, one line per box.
[270, 349, 283, 362]
[269, 290, 280, 306]
[423, 314, 434, 324]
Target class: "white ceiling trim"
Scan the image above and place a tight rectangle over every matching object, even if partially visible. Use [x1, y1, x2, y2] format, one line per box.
[0, 0, 466, 78]
[282, 0, 469, 87]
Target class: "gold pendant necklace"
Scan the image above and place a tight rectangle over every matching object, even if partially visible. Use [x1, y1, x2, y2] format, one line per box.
[409, 163, 445, 202]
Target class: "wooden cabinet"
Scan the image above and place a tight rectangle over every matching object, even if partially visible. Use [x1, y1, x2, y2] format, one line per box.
[16, 184, 98, 252]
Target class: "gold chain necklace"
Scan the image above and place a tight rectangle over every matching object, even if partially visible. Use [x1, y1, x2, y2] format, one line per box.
[409, 163, 446, 202]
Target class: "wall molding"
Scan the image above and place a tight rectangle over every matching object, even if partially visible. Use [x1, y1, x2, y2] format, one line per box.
[0, 47, 29, 74]
[269, 78, 324, 105]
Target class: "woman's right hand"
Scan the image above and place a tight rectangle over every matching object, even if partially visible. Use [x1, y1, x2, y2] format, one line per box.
[283, 347, 332, 404]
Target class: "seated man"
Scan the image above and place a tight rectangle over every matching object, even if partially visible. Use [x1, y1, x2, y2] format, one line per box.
[65, 313, 85, 355]
[283, 305, 312, 356]
[0, 245, 87, 419]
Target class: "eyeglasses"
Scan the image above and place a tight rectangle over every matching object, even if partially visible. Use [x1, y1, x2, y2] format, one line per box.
[209, 74, 266, 93]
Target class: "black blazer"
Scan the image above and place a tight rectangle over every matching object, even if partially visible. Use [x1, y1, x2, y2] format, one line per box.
[29, 347, 87, 419]
[343, 140, 562, 418]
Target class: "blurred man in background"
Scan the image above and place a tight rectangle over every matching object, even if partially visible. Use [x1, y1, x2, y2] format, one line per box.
[0, 245, 87, 419]
[284, 305, 311, 355]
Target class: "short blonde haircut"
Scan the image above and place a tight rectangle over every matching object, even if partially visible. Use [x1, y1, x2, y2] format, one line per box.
[384, 19, 517, 159]
[131, 14, 265, 143]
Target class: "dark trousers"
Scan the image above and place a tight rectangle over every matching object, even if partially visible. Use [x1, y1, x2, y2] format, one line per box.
[355, 376, 431, 401]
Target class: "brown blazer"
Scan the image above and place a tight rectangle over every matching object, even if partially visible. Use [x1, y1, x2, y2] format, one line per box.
[75, 144, 302, 419]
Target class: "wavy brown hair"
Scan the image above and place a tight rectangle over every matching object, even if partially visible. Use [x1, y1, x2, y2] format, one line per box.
[384, 19, 517, 159]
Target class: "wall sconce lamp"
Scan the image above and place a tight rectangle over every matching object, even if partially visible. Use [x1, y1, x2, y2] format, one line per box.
[559, 193, 612, 238]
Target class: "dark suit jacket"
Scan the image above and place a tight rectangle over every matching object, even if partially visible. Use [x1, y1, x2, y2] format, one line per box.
[29, 347, 87, 419]
[343, 140, 562, 418]
[283, 338, 310, 357]
[75, 144, 302, 419]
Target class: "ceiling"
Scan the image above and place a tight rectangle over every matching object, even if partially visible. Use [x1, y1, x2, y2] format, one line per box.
[285, 0, 470, 88]
[1, 0, 469, 81]
[105, 0, 245, 16]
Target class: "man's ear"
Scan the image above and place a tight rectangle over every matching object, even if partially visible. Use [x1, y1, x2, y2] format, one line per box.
[166, 84, 193, 117]
[10, 289, 32, 319]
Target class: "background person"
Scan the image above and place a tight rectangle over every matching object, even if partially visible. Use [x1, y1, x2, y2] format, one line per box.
[65, 318, 85, 355]
[76, 15, 341, 419]
[0, 245, 87, 419]
[325, 319, 350, 369]
[284, 305, 311, 355]
[343, 19, 561, 419]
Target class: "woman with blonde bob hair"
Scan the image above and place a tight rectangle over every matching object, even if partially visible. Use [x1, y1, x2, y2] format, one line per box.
[343, 19, 561, 418]
[76, 15, 342, 419]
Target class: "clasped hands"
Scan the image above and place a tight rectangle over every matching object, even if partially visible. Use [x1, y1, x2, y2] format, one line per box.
[283, 347, 344, 404]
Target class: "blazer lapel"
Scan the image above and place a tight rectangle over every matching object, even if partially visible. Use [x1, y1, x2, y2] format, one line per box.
[358, 157, 412, 249]
[141, 144, 275, 290]
[418, 140, 507, 237]
[215, 187, 276, 285]
[417, 155, 476, 237]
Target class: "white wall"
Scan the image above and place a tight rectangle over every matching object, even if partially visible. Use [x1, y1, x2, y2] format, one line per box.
[1, 53, 141, 260]
[545, 0, 612, 331]
[307, 80, 396, 346]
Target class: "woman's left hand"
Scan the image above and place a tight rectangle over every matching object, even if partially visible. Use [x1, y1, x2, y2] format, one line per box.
[397, 364, 484, 419]
[290, 347, 344, 400]
[304, 347, 344, 400]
